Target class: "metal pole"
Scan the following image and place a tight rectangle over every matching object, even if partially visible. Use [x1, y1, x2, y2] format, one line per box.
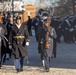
[12, 0, 14, 24]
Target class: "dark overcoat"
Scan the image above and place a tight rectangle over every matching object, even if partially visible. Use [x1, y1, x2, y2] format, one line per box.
[0, 24, 7, 61]
[9, 23, 30, 58]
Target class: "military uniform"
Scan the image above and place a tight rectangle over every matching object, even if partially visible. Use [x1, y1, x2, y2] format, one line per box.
[9, 16, 30, 72]
[61, 19, 71, 43]
[73, 18, 76, 43]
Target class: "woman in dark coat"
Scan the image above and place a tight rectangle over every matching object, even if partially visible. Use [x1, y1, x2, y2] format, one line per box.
[9, 16, 30, 72]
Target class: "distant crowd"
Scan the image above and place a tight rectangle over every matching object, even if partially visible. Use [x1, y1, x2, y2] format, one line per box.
[0, 10, 76, 72]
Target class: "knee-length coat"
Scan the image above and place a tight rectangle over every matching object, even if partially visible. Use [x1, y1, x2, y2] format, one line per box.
[0, 24, 7, 61]
[9, 23, 30, 58]
[38, 25, 57, 57]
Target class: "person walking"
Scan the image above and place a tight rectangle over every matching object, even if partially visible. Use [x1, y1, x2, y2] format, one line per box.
[9, 16, 30, 73]
[38, 13, 57, 72]
[0, 19, 7, 69]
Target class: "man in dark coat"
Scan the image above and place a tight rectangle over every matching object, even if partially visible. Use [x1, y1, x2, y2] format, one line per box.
[9, 16, 30, 73]
[32, 16, 41, 41]
[27, 16, 32, 36]
[38, 13, 57, 72]
[55, 17, 62, 43]
[61, 17, 71, 43]
[69, 17, 75, 43]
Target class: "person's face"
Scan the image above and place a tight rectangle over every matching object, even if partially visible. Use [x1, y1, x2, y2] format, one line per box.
[16, 19, 21, 25]
[45, 21, 49, 27]
[45, 19, 51, 27]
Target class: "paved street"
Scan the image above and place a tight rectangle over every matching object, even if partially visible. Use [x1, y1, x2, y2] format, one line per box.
[0, 36, 76, 75]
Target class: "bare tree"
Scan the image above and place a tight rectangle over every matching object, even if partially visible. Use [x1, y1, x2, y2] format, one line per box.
[53, 0, 75, 16]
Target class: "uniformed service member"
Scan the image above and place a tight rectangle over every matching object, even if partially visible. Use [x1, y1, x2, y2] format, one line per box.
[9, 16, 30, 73]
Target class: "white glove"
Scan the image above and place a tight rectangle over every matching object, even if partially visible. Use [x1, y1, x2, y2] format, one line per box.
[9, 45, 12, 49]
[26, 42, 29, 46]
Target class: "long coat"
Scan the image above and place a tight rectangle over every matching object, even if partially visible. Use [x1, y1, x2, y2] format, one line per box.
[0, 24, 7, 61]
[46, 27, 57, 57]
[9, 23, 30, 59]
[38, 25, 57, 57]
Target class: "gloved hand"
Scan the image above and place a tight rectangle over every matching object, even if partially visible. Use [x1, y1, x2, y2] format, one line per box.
[40, 41, 43, 44]
[9, 45, 12, 49]
[26, 42, 29, 46]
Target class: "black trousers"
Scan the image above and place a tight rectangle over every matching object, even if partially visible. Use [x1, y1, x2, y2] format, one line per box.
[62, 30, 70, 43]
[74, 30, 76, 41]
[69, 31, 75, 42]
[53, 38, 57, 58]
[57, 29, 62, 43]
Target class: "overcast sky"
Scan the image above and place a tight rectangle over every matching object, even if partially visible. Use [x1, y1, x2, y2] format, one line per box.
[22, 0, 36, 4]
[22, 0, 57, 3]
[22, 0, 59, 7]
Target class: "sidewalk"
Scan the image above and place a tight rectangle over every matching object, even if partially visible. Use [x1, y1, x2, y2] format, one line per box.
[0, 36, 76, 75]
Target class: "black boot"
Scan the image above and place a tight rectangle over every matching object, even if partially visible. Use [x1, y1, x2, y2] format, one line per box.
[45, 68, 50, 72]
[16, 69, 20, 73]
[20, 68, 23, 72]
[0, 65, 2, 69]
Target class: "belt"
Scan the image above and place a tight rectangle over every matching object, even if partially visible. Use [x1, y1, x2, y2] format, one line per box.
[14, 36, 25, 39]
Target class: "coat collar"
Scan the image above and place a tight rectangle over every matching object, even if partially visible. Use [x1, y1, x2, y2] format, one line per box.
[14, 23, 24, 34]
[16, 23, 21, 29]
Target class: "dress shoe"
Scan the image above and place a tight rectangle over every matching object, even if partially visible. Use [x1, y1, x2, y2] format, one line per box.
[16, 69, 20, 73]
[45, 68, 50, 72]
[20, 68, 23, 72]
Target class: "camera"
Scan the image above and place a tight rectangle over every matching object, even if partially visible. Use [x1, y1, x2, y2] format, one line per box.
[41, 17, 48, 23]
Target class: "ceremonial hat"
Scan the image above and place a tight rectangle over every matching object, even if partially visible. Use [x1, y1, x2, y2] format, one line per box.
[16, 16, 21, 20]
